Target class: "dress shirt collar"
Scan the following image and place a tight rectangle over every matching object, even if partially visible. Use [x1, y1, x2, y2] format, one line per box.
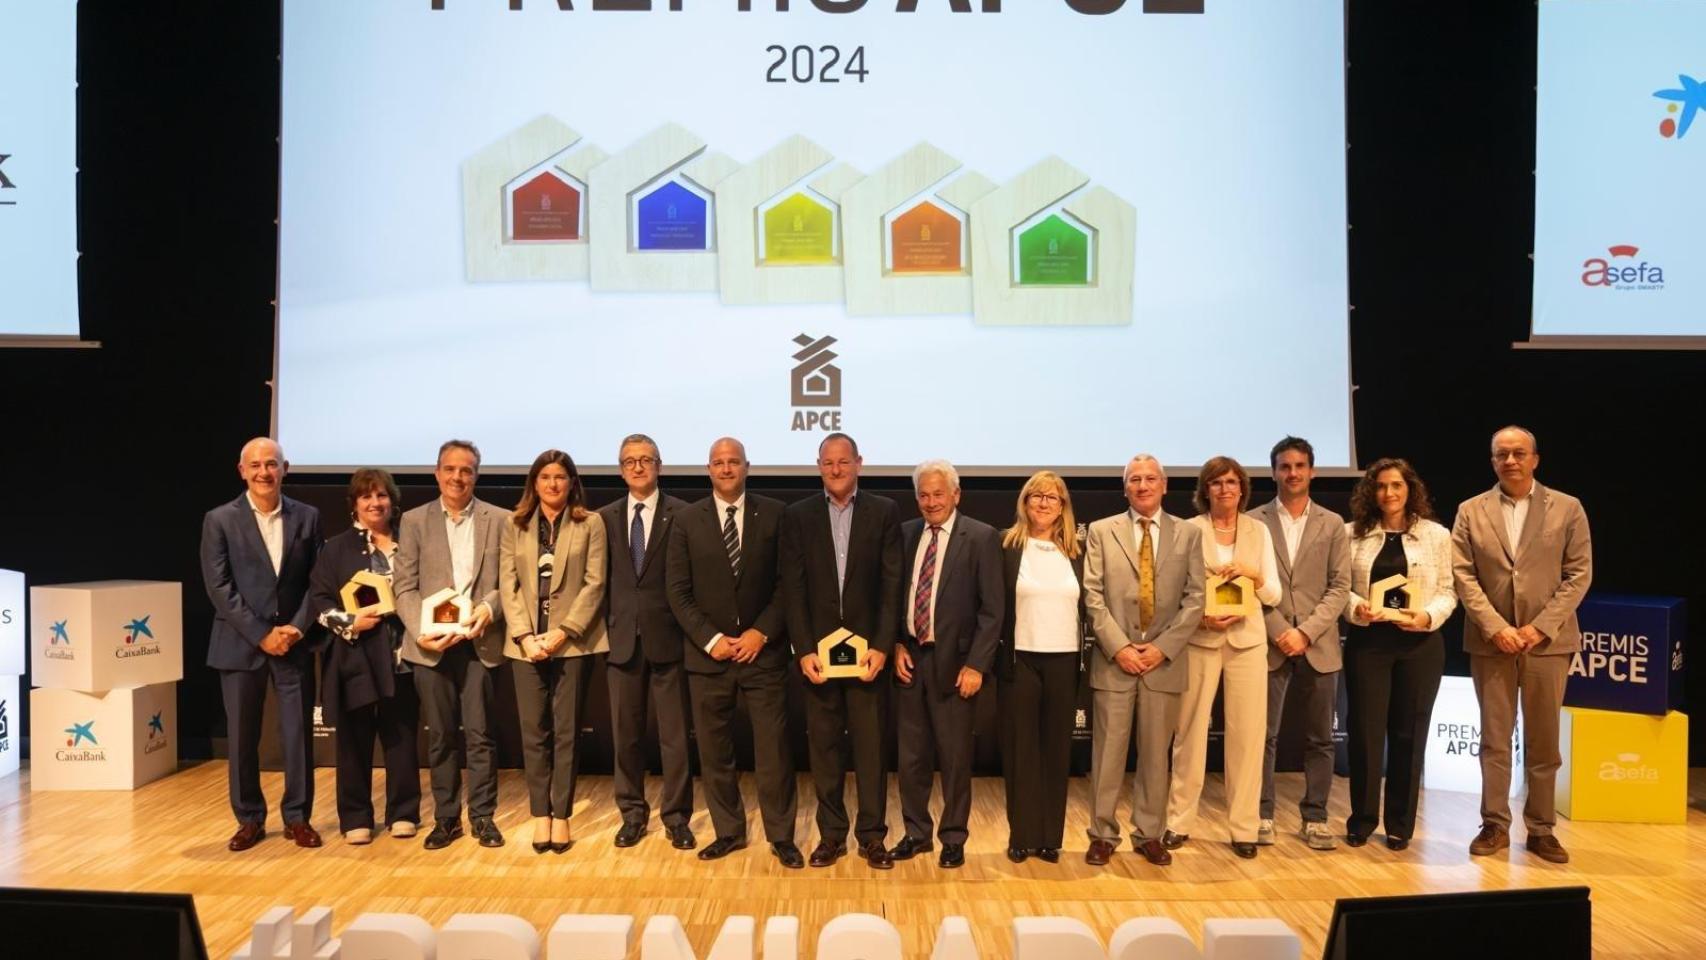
[439, 495, 475, 521]
[713, 492, 746, 515]
[245, 492, 282, 519]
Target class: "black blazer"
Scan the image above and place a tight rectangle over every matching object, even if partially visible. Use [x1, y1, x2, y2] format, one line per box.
[200, 493, 321, 672]
[598, 493, 689, 666]
[997, 536, 1088, 681]
[666, 493, 789, 675]
[307, 527, 402, 722]
[781, 491, 904, 659]
[896, 514, 1005, 685]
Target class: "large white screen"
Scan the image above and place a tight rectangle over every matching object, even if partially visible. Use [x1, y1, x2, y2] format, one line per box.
[1532, 0, 1705, 342]
[0, 0, 79, 338]
[278, 0, 1349, 470]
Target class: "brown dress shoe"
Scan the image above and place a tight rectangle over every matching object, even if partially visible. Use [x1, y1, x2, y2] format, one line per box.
[227, 822, 265, 852]
[283, 821, 323, 848]
[809, 839, 847, 868]
[1085, 838, 1117, 866]
[1137, 838, 1173, 866]
[1468, 824, 1509, 857]
[858, 840, 894, 870]
[1525, 834, 1570, 864]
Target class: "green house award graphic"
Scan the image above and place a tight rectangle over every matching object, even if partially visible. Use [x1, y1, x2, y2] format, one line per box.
[969, 156, 1134, 326]
[716, 135, 864, 306]
[461, 115, 608, 282]
[843, 142, 995, 317]
[590, 123, 738, 293]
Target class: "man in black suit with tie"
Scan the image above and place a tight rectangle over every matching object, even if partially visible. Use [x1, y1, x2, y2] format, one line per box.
[199, 437, 323, 852]
[598, 433, 695, 850]
[666, 437, 802, 868]
[781, 432, 904, 869]
[889, 460, 1004, 869]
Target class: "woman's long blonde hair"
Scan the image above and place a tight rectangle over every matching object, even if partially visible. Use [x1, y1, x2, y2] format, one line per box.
[1002, 470, 1080, 559]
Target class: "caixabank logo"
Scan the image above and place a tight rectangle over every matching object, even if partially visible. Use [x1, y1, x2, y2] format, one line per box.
[44, 618, 74, 660]
[57, 719, 107, 762]
[1654, 73, 1704, 140]
[117, 613, 163, 660]
[1581, 244, 1665, 291]
[144, 711, 169, 755]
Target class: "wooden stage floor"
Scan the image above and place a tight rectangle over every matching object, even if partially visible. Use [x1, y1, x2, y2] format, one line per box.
[3, 763, 1703, 958]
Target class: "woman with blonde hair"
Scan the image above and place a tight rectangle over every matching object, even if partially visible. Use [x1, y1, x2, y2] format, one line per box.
[997, 470, 1086, 864]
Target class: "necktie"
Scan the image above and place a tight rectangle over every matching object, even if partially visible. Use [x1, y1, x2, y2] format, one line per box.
[723, 505, 742, 579]
[631, 503, 647, 576]
[913, 525, 941, 644]
[1138, 517, 1156, 630]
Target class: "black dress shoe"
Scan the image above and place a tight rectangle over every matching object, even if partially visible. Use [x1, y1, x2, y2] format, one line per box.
[1005, 846, 1029, 864]
[1035, 848, 1060, 864]
[771, 841, 805, 869]
[423, 819, 463, 850]
[551, 838, 574, 854]
[615, 821, 647, 848]
[889, 835, 934, 861]
[227, 822, 266, 852]
[858, 840, 894, 870]
[698, 837, 746, 861]
[532, 840, 553, 854]
[668, 824, 697, 850]
[1386, 836, 1409, 852]
[809, 839, 846, 867]
[1345, 832, 1370, 848]
[1136, 838, 1173, 866]
[1231, 841, 1258, 859]
[1162, 830, 1189, 850]
[939, 843, 965, 869]
[471, 816, 504, 848]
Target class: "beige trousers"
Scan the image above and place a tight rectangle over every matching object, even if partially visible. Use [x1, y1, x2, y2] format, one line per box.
[1168, 642, 1268, 843]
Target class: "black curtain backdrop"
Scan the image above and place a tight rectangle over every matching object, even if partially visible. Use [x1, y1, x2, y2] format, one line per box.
[0, 1, 1699, 762]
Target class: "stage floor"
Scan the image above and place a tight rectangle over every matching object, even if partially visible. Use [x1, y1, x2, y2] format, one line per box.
[2, 763, 1703, 959]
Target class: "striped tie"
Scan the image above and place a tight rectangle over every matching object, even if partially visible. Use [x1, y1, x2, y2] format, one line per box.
[723, 505, 741, 579]
[913, 525, 940, 644]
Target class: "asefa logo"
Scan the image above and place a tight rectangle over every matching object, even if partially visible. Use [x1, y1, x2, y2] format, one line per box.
[1581, 244, 1665, 290]
[1599, 752, 1662, 783]
[1654, 73, 1704, 139]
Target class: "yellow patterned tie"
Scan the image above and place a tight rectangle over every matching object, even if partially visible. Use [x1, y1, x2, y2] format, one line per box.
[1138, 517, 1156, 630]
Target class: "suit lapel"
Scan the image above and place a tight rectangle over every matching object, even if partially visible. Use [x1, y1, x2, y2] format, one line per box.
[1481, 489, 1515, 564]
[1259, 502, 1292, 578]
[610, 498, 632, 568]
[1153, 513, 1175, 573]
[516, 512, 540, 605]
[638, 500, 670, 580]
[550, 516, 575, 593]
[231, 495, 277, 583]
[1110, 512, 1141, 577]
[1516, 483, 1548, 563]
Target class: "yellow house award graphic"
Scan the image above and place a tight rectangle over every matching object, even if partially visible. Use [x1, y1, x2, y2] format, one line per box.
[969, 156, 1134, 326]
[716, 135, 863, 306]
[461, 115, 607, 282]
[842, 142, 995, 316]
[590, 123, 738, 293]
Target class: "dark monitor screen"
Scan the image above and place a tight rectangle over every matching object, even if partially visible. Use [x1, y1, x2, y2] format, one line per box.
[0, 887, 209, 960]
[1324, 886, 1591, 960]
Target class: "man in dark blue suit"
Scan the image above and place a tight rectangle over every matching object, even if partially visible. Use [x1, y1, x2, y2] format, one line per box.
[200, 437, 323, 851]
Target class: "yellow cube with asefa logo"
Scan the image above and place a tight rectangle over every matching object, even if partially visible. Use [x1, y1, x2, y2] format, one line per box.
[1557, 707, 1687, 823]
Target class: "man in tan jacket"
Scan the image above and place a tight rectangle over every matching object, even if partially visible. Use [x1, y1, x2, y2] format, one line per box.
[1452, 426, 1592, 864]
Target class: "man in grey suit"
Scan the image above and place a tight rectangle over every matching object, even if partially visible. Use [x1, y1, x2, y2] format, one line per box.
[1453, 425, 1592, 864]
[393, 439, 508, 850]
[1253, 436, 1350, 851]
[1083, 454, 1205, 867]
[598, 433, 695, 851]
[201, 437, 322, 852]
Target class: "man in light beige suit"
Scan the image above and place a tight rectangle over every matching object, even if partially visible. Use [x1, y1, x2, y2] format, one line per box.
[1452, 425, 1592, 864]
[1083, 454, 1205, 867]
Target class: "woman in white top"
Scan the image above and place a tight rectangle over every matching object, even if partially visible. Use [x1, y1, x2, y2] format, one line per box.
[996, 470, 1086, 865]
[1166, 456, 1282, 859]
[1341, 457, 1456, 850]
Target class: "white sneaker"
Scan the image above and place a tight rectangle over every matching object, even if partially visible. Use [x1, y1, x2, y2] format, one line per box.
[1256, 819, 1276, 845]
[345, 828, 374, 845]
[1305, 821, 1338, 850]
[390, 821, 418, 839]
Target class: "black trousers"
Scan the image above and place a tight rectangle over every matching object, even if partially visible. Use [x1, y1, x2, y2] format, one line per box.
[412, 646, 500, 823]
[1343, 627, 1444, 841]
[895, 645, 977, 845]
[1261, 656, 1339, 823]
[689, 663, 797, 844]
[999, 651, 1077, 850]
[512, 655, 594, 819]
[607, 654, 694, 829]
[220, 654, 314, 826]
[333, 676, 421, 833]
[801, 674, 888, 846]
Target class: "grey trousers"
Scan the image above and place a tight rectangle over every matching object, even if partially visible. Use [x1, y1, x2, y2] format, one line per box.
[1261, 656, 1339, 823]
[1087, 683, 1179, 843]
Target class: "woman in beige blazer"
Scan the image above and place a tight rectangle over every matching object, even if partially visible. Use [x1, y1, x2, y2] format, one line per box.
[1341, 457, 1456, 850]
[500, 449, 607, 853]
[1167, 456, 1282, 859]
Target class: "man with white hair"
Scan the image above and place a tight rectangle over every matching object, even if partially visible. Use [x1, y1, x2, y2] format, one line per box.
[1083, 454, 1205, 867]
[887, 459, 1004, 869]
[200, 437, 323, 851]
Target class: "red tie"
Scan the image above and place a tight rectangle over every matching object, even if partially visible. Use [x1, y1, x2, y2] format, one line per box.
[913, 525, 940, 644]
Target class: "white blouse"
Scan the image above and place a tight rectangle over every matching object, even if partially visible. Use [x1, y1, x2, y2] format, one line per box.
[1015, 538, 1080, 654]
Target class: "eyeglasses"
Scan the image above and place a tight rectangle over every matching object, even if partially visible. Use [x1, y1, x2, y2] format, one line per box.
[621, 457, 659, 470]
[1027, 492, 1062, 504]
